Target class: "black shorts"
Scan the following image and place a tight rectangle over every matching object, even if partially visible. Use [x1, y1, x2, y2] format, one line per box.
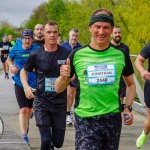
[1, 56, 7, 63]
[14, 84, 33, 109]
[75, 113, 122, 150]
[144, 80, 150, 108]
[119, 77, 126, 98]
[33, 100, 66, 128]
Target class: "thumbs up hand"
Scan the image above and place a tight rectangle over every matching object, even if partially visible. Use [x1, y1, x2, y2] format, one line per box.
[60, 58, 70, 80]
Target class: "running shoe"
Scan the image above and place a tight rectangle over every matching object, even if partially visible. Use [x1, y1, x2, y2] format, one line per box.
[136, 131, 148, 148]
[23, 134, 30, 146]
[66, 115, 73, 126]
[5, 73, 9, 79]
[6, 74, 9, 79]
[50, 142, 54, 150]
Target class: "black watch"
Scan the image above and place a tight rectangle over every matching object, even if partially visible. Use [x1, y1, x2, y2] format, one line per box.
[124, 105, 132, 112]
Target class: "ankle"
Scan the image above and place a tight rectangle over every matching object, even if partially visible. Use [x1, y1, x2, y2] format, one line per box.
[67, 111, 71, 116]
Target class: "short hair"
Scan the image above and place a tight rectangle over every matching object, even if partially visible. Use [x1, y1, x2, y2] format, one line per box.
[44, 21, 59, 31]
[69, 28, 79, 33]
[91, 8, 114, 19]
[114, 25, 120, 28]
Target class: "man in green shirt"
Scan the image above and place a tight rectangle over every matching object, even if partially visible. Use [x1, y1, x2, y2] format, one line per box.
[55, 8, 135, 150]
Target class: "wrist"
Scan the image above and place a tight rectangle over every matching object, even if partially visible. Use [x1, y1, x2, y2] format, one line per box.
[9, 65, 14, 68]
[124, 105, 132, 112]
[59, 75, 67, 80]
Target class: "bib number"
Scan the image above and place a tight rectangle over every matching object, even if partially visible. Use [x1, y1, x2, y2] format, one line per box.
[45, 78, 56, 92]
[87, 64, 116, 85]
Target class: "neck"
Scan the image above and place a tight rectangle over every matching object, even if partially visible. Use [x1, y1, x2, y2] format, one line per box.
[89, 41, 110, 51]
[22, 45, 31, 50]
[69, 41, 76, 48]
[44, 44, 57, 52]
[34, 37, 43, 41]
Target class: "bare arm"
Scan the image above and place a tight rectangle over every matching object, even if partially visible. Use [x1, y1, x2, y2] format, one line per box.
[20, 68, 34, 99]
[55, 58, 71, 93]
[55, 76, 71, 93]
[135, 54, 150, 80]
[7, 57, 19, 74]
[123, 74, 136, 125]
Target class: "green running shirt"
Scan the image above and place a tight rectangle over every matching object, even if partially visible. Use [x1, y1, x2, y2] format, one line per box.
[69, 45, 134, 118]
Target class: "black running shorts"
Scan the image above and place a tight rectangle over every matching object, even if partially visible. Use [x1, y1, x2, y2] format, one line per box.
[14, 84, 33, 109]
[144, 80, 150, 108]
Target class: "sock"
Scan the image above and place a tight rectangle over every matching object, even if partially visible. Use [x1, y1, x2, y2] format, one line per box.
[67, 111, 71, 116]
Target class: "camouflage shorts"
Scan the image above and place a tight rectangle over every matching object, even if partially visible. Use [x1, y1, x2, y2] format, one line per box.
[74, 113, 122, 150]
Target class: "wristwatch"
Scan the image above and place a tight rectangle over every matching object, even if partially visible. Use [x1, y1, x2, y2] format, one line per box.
[124, 105, 132, 112]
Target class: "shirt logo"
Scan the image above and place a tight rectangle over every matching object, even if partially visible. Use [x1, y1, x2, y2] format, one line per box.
[57, 60, 66, 65]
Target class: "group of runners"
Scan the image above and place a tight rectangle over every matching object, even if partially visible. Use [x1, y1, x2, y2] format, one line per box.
[0, 7, 150, 150]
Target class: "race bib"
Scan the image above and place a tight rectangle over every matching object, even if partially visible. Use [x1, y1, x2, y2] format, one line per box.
[4, 54, 8, 58]
[87, 64, 116, 85]
[45, 78, 56, 92]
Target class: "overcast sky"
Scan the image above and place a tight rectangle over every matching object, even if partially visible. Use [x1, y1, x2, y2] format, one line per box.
[0, 0, 48, 27]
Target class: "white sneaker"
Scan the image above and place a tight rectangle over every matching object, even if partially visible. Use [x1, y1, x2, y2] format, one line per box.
[66, 115, 73, 126]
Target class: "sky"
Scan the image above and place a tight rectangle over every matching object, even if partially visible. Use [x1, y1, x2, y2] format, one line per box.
[0, 0, 48, 27]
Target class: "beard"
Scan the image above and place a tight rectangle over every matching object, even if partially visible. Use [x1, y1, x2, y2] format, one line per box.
[113, 36, 121, 44]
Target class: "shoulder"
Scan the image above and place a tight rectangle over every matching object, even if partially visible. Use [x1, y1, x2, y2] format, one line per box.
[60, 41, 69, 45]
[69, 45, 87, 56]
[11, 44, 21, 51]
[60, 41, 69, 48]
[120, 42, 129, 49]
[142, 42, 150, 50]
[77, 42, 82, 47]
[30, 44, 40, 50]
[58, 45, 70, 54]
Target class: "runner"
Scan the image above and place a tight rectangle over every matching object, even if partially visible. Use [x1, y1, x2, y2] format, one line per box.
[135, 42, 150, 148]
[7, 29, 39, 145]
[8, 35, 16, 46]
[20, 21, 70, 150]
[55, 8, 135, 150]
[110, 25, 130, 104]
[33, 24, 45, 46]
[60, 28, 82, 126]
[0, 35, 12, 79]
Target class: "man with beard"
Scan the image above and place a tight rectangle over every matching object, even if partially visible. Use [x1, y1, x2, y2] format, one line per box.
[33, 24, 45, 46]
[110, 25, 130, 103]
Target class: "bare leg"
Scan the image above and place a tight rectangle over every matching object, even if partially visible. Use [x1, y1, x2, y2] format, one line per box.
[144, 107, 150, 135]
[67, 85, 76, 113]
[19, 107, 32, 135]
[66, 85, 76, 125]
[2, 62, 6, 73]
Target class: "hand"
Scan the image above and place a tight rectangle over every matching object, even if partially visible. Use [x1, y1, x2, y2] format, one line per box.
[141, 70, 150, 80]
[9, 65, 19, 74]
[24, 86, 35, 99]
[122, 111, 133, 125]
[60, 58, 70, 80]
